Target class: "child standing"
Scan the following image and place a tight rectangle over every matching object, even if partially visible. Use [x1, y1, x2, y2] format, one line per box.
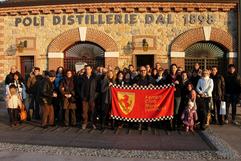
[5, 84, 22, 127]
[181, 101, 198, 132]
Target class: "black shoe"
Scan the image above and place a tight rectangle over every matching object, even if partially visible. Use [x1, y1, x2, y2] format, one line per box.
[42, 125, 48, 129]
[200, 127, 205, 131]
[211, 120, 217, 125]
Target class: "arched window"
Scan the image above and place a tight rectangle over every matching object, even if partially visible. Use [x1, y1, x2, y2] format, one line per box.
[185, 42, 227, 73]
[64, 42, 105, 70]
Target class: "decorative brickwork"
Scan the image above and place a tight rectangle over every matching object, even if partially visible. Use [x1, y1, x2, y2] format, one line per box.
[170, 27, 237, 69]
[85, 28, 118, 52]
[0, 2, 237, 16]
[48, 27, 118, 69]
[210, 27, 237, 52]
[48, 28, 80, 52]
[171, 28, 205, 52]
[171, 27, 236, 52]
[48, 28, 118, 53]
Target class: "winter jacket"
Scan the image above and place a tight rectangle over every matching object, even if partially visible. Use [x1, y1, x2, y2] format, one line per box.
[6, 81, 26, 101]
[101, 77, 115, 105]
[132, 75, 154, 86]
[196, 77, 214, 97]
[224, 72, 241, 95]
[210, 74, 225, 100]
[59, 77, 77, 110]
[39, 77, 54, 105]
[5, 71, 23, 85]
[27, 74, 43, 95]
[165, 74, 182, 97]
[80, 74, 98, 102]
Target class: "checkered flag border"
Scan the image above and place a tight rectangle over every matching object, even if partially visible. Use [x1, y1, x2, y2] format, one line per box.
[111, 115, 174, 122]
[112, 83, 175, 90]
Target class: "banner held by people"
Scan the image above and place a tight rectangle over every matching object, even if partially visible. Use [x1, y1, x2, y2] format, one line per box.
[111, 84, 175, 122]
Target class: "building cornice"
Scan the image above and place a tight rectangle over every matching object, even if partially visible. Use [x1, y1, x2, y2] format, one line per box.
[0, 2, 238, 16]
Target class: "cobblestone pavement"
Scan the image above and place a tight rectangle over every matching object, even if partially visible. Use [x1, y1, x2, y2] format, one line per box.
[0, 102, 240, 161]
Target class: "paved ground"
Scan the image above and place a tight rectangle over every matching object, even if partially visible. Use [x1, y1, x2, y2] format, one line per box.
[0, 106, 212, 151]
[211, 124, 241, 154]
[0, 102, 240, 161]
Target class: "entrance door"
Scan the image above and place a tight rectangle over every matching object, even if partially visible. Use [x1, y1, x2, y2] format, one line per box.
[136, 55, 154, 68]
[20, 56, 34, 81]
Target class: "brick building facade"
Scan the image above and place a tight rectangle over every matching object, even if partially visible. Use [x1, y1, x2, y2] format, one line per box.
[0, 0, 240, 86]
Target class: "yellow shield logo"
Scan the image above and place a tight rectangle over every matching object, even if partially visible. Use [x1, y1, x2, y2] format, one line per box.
[117, 92, 135, 115]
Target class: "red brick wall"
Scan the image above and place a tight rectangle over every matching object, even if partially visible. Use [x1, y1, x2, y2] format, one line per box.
[105, 57, 118, 68]
[85, 28, 118, 52]
[228, 58, 238, 66]
[48, 58, 63, 70]
[171, 28, 205, 52]
[170, 58, 185, 68]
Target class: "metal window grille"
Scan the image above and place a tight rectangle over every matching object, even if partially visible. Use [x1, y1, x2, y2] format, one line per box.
[64, 42, 105, 70]
[185, 58, 226, 73]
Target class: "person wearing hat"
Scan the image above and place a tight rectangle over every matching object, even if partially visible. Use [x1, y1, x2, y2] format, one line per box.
[39, 70, 57, 128]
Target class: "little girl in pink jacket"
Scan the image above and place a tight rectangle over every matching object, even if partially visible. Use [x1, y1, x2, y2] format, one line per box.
[181, 101, 198, 132]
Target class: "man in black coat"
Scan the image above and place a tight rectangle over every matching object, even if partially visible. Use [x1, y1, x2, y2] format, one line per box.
[132, 66, 154, 131]
[210, 66, 225, 125]
[132, 66, 155, 86]
[80, 65, 98, 129]
[224, 64, 241, 125]
[27, 67, 43, 120]
[39, 70, 56, 128]
[5, 66, 23, 85]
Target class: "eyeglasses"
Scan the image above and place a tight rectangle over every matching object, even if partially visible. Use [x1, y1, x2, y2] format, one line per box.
[140, 70, 146, 72]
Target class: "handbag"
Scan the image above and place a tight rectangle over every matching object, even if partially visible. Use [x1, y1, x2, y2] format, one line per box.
[220, 101, 226, 115]
[19, 104, 27, 121]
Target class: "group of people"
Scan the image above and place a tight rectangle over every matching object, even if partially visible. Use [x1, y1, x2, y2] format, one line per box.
[4, 62, 241, 132]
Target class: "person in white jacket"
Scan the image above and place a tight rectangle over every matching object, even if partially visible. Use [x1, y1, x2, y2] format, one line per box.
[196, 69, 214, 97]
[196, 69, 214, 128]
[5, 84, 23, 127]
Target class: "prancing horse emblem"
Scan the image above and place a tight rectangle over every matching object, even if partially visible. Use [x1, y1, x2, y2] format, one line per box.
[117, 92, 135, 115]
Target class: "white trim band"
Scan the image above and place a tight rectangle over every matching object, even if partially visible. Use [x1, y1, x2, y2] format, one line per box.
[48, 52, 64, 58]
[104, 52, 119, 58]
[170, 51, 185, 58]
[227, 52, 237, 58]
